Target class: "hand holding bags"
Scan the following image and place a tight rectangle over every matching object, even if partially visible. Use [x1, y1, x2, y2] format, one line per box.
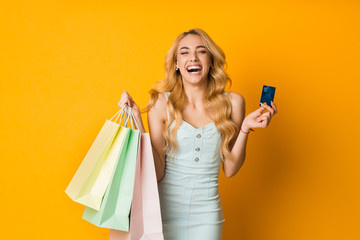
[110, 132, 163, 240]
[66, 105, 163, 238]
[65, 109, 126, 210]
[83, 107, 140, 231]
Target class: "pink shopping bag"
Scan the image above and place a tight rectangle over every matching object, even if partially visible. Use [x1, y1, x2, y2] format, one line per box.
[110, 133, 163, 240]
[109, 230, 129, 240]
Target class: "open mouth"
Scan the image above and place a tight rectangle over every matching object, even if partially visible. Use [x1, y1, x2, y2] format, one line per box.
[186, 65, 202, 74]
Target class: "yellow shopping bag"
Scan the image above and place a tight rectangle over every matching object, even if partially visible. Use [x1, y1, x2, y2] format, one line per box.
[82, 107, 140, 230]
[65, 109, 129, 210]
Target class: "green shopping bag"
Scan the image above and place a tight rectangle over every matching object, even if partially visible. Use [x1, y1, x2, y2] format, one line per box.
[84, 126, 130, 210]
[82, 107, 140, 231]
[65, 109, 126, 210]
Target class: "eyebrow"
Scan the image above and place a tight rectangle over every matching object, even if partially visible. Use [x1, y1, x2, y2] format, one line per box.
[179, 45, 207, 50]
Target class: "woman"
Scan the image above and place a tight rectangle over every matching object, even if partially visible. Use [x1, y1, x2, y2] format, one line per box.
[118, 28, 278, 240]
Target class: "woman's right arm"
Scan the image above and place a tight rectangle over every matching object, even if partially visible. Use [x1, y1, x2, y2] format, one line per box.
[147, 93, 167, 181]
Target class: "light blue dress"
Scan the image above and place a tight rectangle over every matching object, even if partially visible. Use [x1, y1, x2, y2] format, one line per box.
[158, 92, 225, 240]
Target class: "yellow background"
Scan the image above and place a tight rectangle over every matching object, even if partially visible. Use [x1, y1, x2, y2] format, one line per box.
[1, 0, 359, 239]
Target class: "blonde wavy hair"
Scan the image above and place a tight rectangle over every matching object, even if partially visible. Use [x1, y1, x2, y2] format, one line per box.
[143, 28, 238, 161]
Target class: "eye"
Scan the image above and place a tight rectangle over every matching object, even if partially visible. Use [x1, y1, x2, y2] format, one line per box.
[199, 51, 207, 54]
[180, 52, 188, 55]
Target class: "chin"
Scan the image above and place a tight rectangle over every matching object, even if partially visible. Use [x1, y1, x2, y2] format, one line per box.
[182, 75, 207, 85]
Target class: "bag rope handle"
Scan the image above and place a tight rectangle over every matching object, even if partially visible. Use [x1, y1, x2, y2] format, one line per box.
[110, 105, 140, 130]
[110, 108, 125, 124]
[123, 106, 140, 130]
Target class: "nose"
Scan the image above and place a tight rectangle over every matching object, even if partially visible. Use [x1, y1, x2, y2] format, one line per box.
[190, 52, 199, 62]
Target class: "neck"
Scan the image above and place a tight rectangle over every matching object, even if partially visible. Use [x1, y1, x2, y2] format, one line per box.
[182, 79, 208, 108]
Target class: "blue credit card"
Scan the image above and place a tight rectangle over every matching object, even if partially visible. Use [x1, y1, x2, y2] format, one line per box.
[259, 85, 276, 107]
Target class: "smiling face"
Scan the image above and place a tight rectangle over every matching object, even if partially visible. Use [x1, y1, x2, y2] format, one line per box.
[176, 34, 212, 86]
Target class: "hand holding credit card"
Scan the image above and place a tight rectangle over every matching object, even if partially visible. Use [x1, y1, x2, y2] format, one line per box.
[241, 84, 278, 132]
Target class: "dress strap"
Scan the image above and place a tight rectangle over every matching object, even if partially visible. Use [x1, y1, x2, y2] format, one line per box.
[163, 92, 170, 120]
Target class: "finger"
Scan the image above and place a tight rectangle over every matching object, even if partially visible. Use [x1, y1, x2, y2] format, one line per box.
[267, 106, 275, 116]
[118, 99, 129, 108]
[123, 91, 134, 104]
[262, 118, 270, 128]
[118, 102, 127, 109]
[258, 119, 268, 128]
[124, 90, 132, 99]
[264, 111, 271, 118]
[261, 103, 276, 117]
[256, 117, 268, 128]
[127, 99, 133, 108]
[256, 105, 266, 113]
[120, 94, 128, 103]
[257, 114, 271, 123]
[271, 101, 278, 114]
[260, 102, 273, 112]
[121, 90, 130, 100]
[257, 111, 270, 119]
[256, 116, 264, 122]
[118, 99, 125, 107]
[257, 116, 267, 122]
[119, 96, 127, 103]
[120, 92, 131, 102]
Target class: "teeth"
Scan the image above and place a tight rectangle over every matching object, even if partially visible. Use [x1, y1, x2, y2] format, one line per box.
[187, 66, 201, 70]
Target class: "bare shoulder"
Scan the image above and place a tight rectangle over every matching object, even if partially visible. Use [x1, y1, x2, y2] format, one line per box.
[226, 91, 245, 125]
[227, 91, 245, 110]
[148, 92, 167, 123]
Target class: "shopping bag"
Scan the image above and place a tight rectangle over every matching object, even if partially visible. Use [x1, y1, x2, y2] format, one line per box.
[65, 109, 125, 210]
[83, 107, 140, 231]
[110, 133, 164, 240]
[109, 230, 129, 240]
[86, 126, 130, 210]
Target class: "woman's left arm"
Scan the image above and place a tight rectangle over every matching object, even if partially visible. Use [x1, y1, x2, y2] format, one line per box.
[222, 92, 278, 177]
